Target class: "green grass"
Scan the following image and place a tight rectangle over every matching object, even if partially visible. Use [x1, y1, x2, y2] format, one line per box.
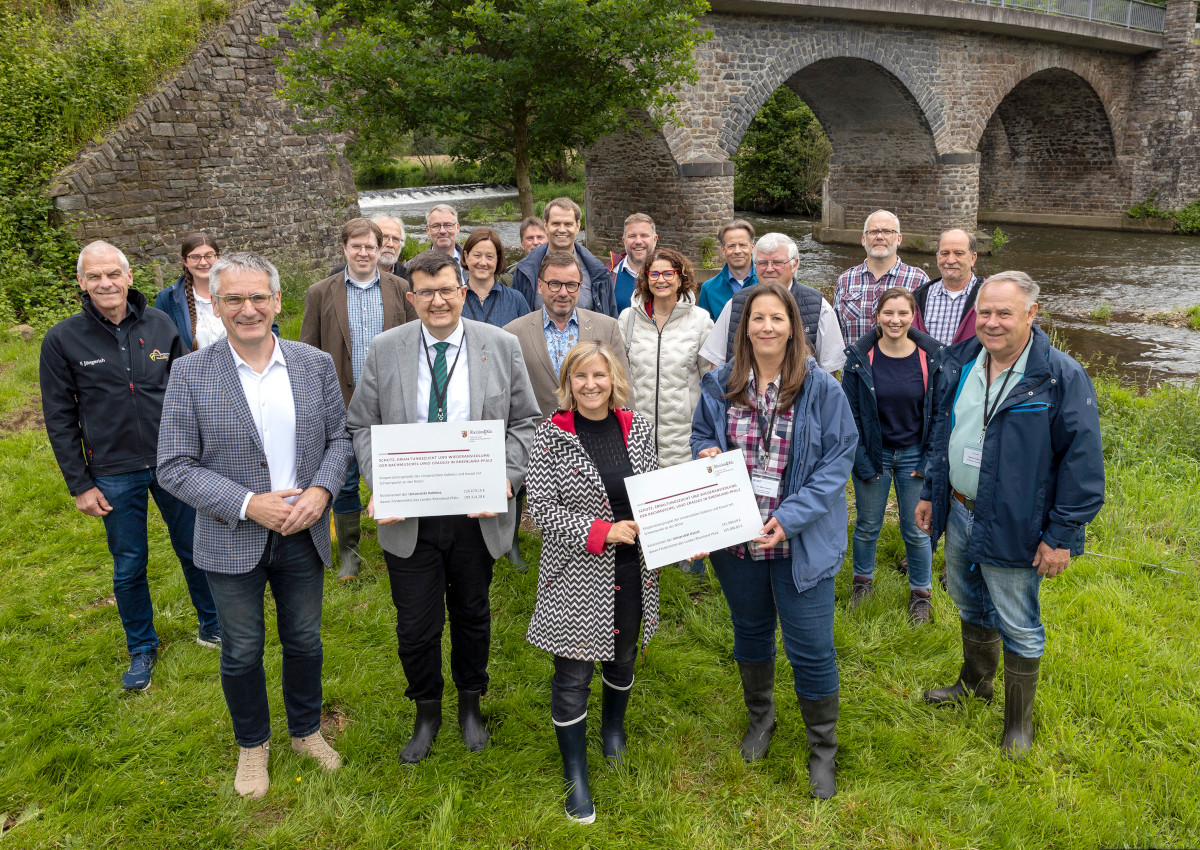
[1, 319, 1198, 847]
[1089, 303, 1113, 323]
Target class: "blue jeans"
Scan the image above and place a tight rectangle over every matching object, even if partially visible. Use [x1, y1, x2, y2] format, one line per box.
[204, 532, 325, 747]
[332, 455, 363, 515]
[944, 498, 1045, 658]
[94, 468, 219, 655]
[710, 551, 838, 701]
[851, 444, 933, 591]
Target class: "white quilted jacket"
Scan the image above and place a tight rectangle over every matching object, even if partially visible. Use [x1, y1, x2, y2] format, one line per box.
[525, 410, 660, 661]
[618, 293, 714, 468]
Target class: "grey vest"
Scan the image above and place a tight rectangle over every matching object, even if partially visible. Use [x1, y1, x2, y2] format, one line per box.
[724, 281, 823, 361]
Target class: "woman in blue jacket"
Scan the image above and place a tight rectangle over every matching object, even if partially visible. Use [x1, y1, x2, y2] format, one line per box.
[841, 287, 943, 622]
[690, 281, 857, 800]
[154, 233, 224, 351]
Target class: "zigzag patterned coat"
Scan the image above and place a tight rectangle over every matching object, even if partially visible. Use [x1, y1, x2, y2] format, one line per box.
[525, 408, 661, 661]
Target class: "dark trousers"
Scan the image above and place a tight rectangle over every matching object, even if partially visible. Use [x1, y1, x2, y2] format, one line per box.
[383, 516, 495, 701]
[551, 554, 642, 724]
[204, 532, 325, 747]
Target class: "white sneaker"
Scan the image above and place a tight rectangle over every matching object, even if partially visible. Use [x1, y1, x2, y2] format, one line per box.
[234, 743, 270, 799]
[291, 731, 343, 771]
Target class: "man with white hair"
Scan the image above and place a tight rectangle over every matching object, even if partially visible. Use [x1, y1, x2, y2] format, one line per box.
[834, 210, 929, 345]
[40, 240, 221, 691]
[916, 271, 1104, 759]
[372, 214, 410, 279]
[699, 232, 846, 373]
[416, 204, 467, 284]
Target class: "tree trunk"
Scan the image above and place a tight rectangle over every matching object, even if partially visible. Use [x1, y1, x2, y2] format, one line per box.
[513, 106, 534, 217]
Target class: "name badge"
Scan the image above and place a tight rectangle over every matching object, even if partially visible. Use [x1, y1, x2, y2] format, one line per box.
[751, 472, 781, 499]
[962, 446, 983, 468]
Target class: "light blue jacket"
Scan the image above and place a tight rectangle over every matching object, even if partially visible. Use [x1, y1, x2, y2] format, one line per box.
[690, 359, 858, 592]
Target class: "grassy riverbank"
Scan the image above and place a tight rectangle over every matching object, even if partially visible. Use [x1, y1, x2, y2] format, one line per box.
[1, 301, 1197, 847]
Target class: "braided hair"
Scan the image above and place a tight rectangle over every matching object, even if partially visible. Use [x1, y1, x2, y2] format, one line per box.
[180, 232, 220, 351]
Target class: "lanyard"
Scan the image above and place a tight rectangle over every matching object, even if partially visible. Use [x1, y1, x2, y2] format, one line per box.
[980, 334, 1032, 443]
[753, 378, 780, 465]
[421, 331, 465, 422]
[465, 285, 498, 325]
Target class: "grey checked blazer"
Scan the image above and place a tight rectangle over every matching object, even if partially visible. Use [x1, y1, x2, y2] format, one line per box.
[157, 339, 353, 574]
[346, 318, 540, 560]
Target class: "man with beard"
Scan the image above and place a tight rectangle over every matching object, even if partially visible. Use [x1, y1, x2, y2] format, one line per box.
[834, 210, 929, 345]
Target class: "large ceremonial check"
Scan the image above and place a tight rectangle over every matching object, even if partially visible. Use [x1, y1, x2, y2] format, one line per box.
[370, 420, 508, 517]
[625, 449, 763, 570]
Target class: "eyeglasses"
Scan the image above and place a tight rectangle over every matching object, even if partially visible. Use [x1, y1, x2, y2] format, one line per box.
[216, 293, 274, 309]
[186, 252, 217, 263]
[647, 269, 678, 281]
[755, 259, 796, 270]
[380, 236, 404, 245]
[428, 223, 457, 232]
[865, 229, 899, 238]
[543, 280, 581, 293]
[412, 286, 462, 302]
[346, 243, 378, 254]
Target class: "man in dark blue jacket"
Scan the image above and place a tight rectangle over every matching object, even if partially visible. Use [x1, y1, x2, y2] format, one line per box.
[915, 271, 1104, 759]
[40, 241, 220, 691]
[509, 197, 617, 318]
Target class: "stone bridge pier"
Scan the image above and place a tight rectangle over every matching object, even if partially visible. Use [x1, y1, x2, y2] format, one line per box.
[585, 0, 1200, 256]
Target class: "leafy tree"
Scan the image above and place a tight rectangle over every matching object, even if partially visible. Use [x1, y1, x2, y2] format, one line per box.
[273, 0, 710, 217]
[733, 87, 831, 216]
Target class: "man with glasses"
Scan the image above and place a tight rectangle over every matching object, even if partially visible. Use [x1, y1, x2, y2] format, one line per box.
[301, 218, 418, 580]
[699, 232, 845, 374]
[504, 249, 631, 419]
[328, 215, 411, 281]
[347, 250, 540, 765]
[40, 240, 221, 692]
[416, 204, 468, 284]
[158, 251, 353, 799]
[834, 210, 929, 345]
[509, 197, 618, 318]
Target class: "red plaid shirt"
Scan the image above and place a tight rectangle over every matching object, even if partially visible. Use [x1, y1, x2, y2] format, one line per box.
[726, 373, 794, 561]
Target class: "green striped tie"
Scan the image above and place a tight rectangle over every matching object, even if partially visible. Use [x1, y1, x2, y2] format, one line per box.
[427, 341, 450, 422]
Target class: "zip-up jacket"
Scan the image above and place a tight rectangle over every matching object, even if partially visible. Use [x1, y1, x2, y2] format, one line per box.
[510, 241, 618, 319]
[841, 326, 944, 482]
[919, 325, 1105, 567]
[40, 290, 187, 495]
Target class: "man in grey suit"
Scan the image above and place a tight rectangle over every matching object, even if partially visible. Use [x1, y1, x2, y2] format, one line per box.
[158, 252, 353, 800]
[503, 250, 631, 420]
[347, 250, 540, 765]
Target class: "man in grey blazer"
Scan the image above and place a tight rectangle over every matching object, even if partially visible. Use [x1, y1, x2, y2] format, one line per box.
[158, 252, 353, 800]
[347, 250, 540, 765]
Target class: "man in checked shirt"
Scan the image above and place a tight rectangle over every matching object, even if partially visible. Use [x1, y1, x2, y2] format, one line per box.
[833, 210, 929, 345]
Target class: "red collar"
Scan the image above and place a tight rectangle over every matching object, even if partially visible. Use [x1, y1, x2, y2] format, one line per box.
[551, 408, 634, 444]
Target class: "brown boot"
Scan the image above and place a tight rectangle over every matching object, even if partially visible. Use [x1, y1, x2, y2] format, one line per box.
[925, 620, 1001, 704]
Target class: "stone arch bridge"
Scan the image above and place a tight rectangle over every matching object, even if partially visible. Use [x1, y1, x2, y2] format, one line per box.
[585, 0, 1200, 252]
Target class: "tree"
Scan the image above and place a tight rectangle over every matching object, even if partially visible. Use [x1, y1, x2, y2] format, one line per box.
[733, 87, 832, 216]
[273, 0, 710, 217]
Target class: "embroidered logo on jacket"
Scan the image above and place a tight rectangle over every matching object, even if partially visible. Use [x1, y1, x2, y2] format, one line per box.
[149, 349, 170, 361]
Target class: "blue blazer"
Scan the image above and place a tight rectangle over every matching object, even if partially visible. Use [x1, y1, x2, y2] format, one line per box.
[690, 359, 858, 592]
[157, 338, 353, 574]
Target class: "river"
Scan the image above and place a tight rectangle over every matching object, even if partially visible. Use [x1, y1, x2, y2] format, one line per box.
[359, 186, 1200, 384]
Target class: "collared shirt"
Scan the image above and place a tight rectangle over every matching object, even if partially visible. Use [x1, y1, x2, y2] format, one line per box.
[345, 273, 385, 385]
[231, 337, 298, 520]
[191, 292, 226, 349]
[726, 372, 794, 561]
[834, 258, 929, 344]
[463, 281, 530, 328]
[948, 339, 1034, 500]
[416, 321, 471, 423]
[542, 308, 580, 377]
[922, 275, 981, 345]
[699, 294, 847, 373]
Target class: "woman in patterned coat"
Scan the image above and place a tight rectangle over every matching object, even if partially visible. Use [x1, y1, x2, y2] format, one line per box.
[525, 340, 660, 825]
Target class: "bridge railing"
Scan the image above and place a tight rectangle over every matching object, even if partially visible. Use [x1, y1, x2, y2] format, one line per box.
[959, 0, 1166, 32]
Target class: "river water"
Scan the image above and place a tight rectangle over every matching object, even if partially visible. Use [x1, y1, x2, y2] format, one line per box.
[360, 187, 1200, 384]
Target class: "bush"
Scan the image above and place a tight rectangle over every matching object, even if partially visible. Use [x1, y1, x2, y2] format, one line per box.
[732, 87, 831, 216]
[0, 0, 229, 327]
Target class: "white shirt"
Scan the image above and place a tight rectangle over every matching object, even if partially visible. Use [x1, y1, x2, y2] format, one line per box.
[192, 292, 226, 349]
[416, 321, 471, 423]
[231, 337, 298, 520]
[700, 296, 847, 373]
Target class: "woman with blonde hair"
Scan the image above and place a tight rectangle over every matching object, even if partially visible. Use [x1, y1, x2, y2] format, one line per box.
[525, 340, 660, 824]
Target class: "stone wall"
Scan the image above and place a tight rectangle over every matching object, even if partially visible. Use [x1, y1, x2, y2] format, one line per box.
[49, 0, 358, 267]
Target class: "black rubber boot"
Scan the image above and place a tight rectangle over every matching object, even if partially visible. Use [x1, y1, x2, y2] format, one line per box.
[600, 678, 632, 765]
[737, 660, 777, 761]
[458, 690, 491, 752]
[1001, 652, 1040, 759]
[797, 691, 838, 800]
[924, 620, 1002, 704]
[333, 511, 361, 580]
[399, 699, 441, 764]
[554, 717, 595, 824]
